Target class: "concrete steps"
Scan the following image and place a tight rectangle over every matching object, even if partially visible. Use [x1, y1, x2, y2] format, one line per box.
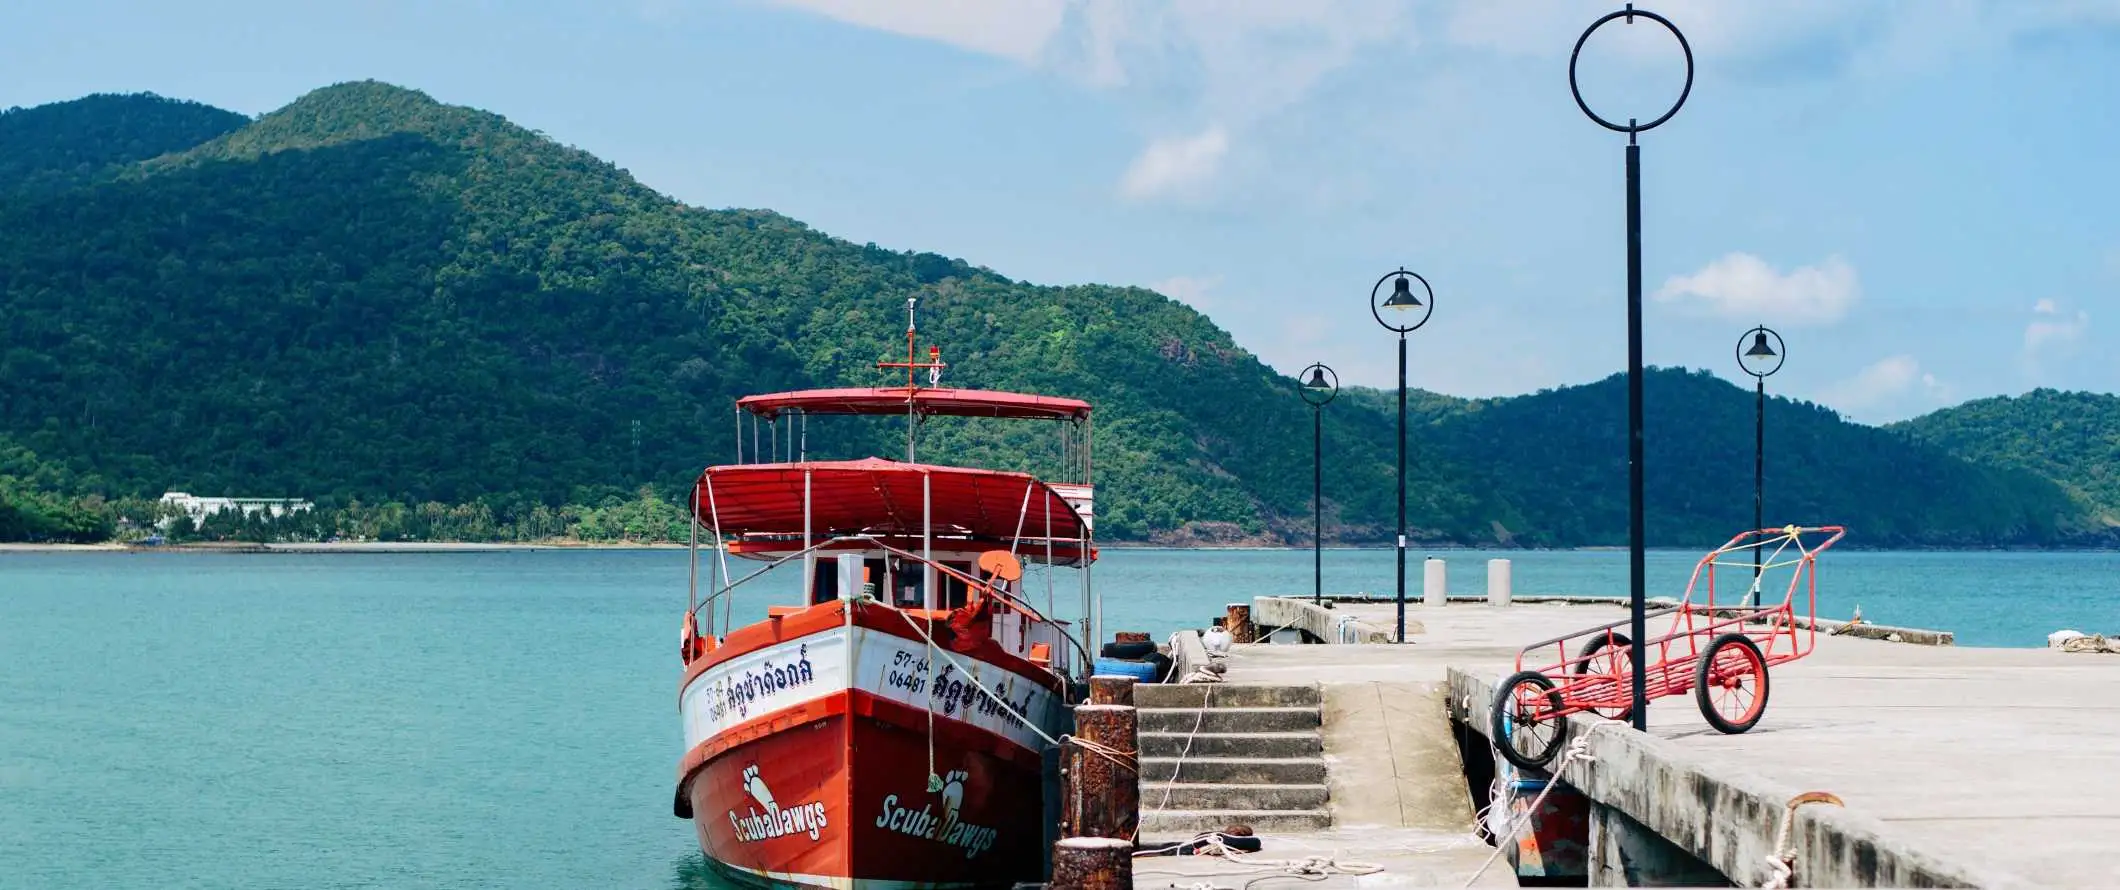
[1133, 683, 1328, 838]
[1139, 731, 1322, 758]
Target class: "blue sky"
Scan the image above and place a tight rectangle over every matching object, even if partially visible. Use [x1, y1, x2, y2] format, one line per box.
[5, 0, 2117, 422]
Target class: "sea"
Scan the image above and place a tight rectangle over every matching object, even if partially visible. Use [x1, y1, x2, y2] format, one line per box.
[2, 546, 2115, 889]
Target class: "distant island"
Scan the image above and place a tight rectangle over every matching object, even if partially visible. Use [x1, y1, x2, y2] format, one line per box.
[3, 84, 2117, 549]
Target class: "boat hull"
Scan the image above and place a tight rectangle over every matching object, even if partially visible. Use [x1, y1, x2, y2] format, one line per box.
[678, 607, 1068, 890]
[685, 692, 1050, 889]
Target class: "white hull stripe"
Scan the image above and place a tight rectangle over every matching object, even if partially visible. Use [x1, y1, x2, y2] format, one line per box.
[681, 626, 1068, 753]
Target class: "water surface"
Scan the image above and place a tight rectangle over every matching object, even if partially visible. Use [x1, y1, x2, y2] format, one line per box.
[2, 547, 2113, 888]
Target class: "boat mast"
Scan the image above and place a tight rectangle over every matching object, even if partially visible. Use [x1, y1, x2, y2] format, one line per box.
[876, 297, 947, 463]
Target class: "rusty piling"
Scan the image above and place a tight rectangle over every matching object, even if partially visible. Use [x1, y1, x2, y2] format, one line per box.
[1089, 674, 1136, 707]
[1051, 837, 1132, 890]
[1064, 703, 1138, 841]
[1226, 602, 1255, 644]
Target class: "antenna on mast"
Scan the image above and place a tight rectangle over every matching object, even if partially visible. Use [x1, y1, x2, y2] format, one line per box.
[877, 296, 948, 460]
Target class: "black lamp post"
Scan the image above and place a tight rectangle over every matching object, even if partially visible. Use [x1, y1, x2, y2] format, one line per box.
[1299, 363, 1338, 606]
[1370, 269, 1434, 644]
[1570, 4, 1692, 731]
[1737, 326, 1785, 607]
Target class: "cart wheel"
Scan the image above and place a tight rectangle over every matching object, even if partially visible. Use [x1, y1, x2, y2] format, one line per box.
[1492, 670, 1569, 770]
[1694, 633, 1769, 734]
[1573, 632, 1634, 721]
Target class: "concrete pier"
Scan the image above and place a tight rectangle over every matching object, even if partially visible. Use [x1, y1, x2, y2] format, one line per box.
[1173, 597, 2120, 888]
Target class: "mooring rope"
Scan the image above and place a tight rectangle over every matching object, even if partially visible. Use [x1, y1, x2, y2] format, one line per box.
[1462, 720, 1622, 889]
[1759, 791, 1844, 889]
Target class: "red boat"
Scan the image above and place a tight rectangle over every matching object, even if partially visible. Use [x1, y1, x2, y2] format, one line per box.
[675, 301, 1095, 889]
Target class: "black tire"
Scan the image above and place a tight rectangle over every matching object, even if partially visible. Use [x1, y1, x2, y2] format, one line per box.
[1101, 640, 1156, 659]
[1144, 651, 1174, 683]
[1491, 670, 1569, 770]
[1695, 633, 1770, 734]
[1573, 632, 1635, 722]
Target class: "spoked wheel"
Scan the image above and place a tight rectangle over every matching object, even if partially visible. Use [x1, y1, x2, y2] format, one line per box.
[1573, 632, 1634, 722]
[1491, 670, 1569, 770]
[1695, 632, 1770, 733]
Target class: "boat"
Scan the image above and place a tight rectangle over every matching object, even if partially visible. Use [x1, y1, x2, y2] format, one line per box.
[674, 300, 1097, 889]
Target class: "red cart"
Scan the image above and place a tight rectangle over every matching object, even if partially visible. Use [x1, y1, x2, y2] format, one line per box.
[1491, 525, 1846, 770]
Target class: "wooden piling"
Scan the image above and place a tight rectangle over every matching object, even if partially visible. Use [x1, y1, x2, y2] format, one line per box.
[1226, 602, 1255, 644]
[1067, 703, 1138, 840]
[1051, 837, 1132, 890]
[1089, 674, 1136, 707]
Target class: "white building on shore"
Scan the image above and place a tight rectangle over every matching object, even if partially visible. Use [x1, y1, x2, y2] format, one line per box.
[159, 491, 315, 526]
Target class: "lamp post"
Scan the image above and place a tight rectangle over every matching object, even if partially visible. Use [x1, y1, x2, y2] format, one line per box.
[1569, 4, 1692, 731]
[1299, 363, 1339, 606]
[1737, 326, 1784, 608]
[1370, 269, 1434, 643]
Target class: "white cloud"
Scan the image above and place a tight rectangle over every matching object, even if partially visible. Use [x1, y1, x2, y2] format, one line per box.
[765, 0, 1067, 63]
[1815, 355, 1949, 422]
[1654, 253, 1859, 325]
[1119, 127, 1228, 200]
[2024, 298, 2089, 358]
[1150, 274, 1219, 309]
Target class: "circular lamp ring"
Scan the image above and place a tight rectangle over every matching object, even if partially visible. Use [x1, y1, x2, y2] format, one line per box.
[1735, 326, 1786, 379]
[1299, 363, 1339, 406]
[1569, 5, 1694, 137]
[1370, 268, 1436, 334]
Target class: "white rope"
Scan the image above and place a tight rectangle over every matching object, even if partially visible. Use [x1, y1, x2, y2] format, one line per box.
[1463, 720, 1621, 889]
[1134, 835, 1385, 886]
[1757, 791, 1844, 889]
[1147, 684, 1213, 821]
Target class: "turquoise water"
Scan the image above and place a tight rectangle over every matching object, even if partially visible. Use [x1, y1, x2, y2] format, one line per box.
[2, 548, 2115, 888]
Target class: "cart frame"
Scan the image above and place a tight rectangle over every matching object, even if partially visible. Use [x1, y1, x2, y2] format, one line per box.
[1491, 525, 1846, 769]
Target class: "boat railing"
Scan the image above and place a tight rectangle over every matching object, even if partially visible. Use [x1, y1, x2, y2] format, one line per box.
[689, 533, 1091, 679]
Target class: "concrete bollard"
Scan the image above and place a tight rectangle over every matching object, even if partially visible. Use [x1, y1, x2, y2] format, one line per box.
[1089, 674, 1136, 707]
[1051, 837, 1132, 890]
[1066, 703, 1138, 840]
[1488, 558, 1512, 606]
[1226, 603, 1255, 644]
[1424, 558, 1447, 607]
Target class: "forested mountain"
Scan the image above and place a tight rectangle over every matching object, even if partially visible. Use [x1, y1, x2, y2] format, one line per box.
[0, 93, 248, 193]
[0, 82, 2104, 547]
[1896, 391, 2120, 525]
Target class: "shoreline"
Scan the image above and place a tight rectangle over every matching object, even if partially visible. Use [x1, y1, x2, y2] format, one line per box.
[0, 541, 688, 554]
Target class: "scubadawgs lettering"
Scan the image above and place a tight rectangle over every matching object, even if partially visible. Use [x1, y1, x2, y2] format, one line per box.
[875, 795, 997, 859]
[728, 801, 829, 843]
[708, 644, 815, 722]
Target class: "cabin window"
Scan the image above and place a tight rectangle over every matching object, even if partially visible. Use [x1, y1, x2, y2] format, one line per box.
[890, 558, 923, 609]
[810, 562, 837, 604]
[942, 563, 972, 610]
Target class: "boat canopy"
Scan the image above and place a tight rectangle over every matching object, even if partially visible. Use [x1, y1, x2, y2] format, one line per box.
[692, 458, 1091, 558]
[735, 387, 1092, 422]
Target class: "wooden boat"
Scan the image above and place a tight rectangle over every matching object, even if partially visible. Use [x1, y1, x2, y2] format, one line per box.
[674, 302, 1096, 889]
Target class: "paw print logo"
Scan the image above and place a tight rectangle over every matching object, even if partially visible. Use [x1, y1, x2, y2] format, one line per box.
[938, 769, 967, 825]
[742, 764, 778, 814]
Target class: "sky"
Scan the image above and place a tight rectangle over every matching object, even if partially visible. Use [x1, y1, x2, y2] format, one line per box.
[4, 0, 2117, 423]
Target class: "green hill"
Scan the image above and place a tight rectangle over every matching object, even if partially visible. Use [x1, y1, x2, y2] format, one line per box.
[0, 82, 2101, 547]
[0, 93, 248, 193]
[1895, 390, 2120, 526]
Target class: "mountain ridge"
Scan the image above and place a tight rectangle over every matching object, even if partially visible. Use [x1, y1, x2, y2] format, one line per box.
[0, 82, 2106, 548]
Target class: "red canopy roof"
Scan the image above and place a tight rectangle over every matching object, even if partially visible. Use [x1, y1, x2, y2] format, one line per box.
[693, 458, 1091, 557]
[735, 387, 1091, 421]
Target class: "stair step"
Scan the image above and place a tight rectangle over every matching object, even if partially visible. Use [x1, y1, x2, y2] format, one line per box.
[1135, 683, 1320, 709]
[1139, 756, 1328, 785]
[1138, 706, 1319, 733]
[1139, 731, 1321, 758]
[1139, 782, 1329, 811]
[1137, 809, 1333, 837]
